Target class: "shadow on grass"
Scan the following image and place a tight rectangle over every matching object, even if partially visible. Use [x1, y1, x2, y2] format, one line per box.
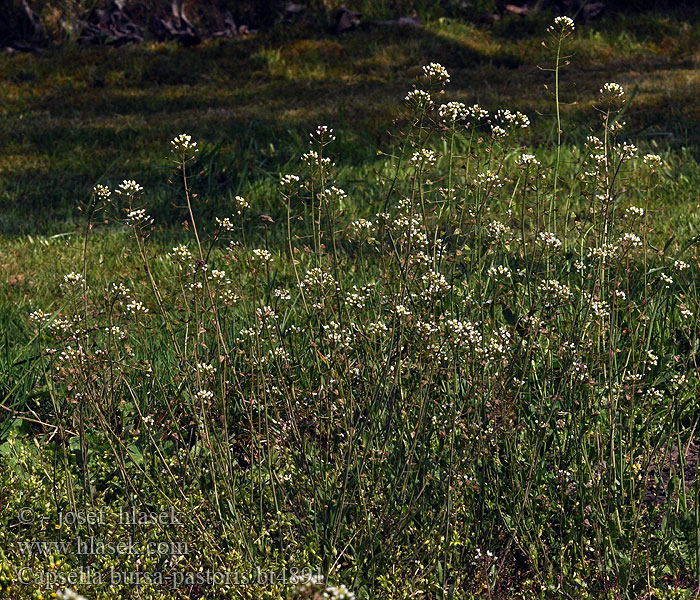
[0, 15, 698, 234]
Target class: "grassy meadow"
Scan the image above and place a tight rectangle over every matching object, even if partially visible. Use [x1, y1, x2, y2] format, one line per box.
[2, 8, 700, 600]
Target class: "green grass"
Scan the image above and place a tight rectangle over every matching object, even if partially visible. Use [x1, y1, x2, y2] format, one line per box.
[2, 10, 700, 600]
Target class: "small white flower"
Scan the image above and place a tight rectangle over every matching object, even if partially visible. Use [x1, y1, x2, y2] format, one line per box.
[643, 153, 663, 169]
[171, 133, 198, 153]
[548, 15, 575, 36]
[280, 174, 300, 187]
[62, 272, 86, 287]
[438, 101, 466, 122]
[323, 584, 355, 600]
[93, 184, 111, 201]
[169, 244, 193, 265]
[538, 231, 562, 250]
[194, 390, 214, 403]
[125, 208, 154, 227]
[422, 62, 450, 85]
[600, 82, 625, 105]
[216, 217, 235, 231]
[517, 153, 540, 168]
[116, 179, 143, 195]
[310, 125, 336, 144]
[405, 89, 433, 110]
[124, 300, 149, 316]
[410, 148, 437, 169]
[252, 248, 273, 264]
[234, 195, 249, 214]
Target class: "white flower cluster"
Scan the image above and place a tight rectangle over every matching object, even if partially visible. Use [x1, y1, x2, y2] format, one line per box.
[126, 208, 154, 227]
[216, 217, 235, 231]
[366, 320, 388, 336]
[301, 150, 333, 169]
[323, 320, 353, 350]
[491, 124, 507, 138]
[194, 390, 214, 403]
[346, 285, 370, 309]
[405, 89, 433, 110]
[586, 135, 604, 151]
[124, 300, 149, 316]
[538, 279, 573, 302]
[310, 125, 336, 144]
[548, 15, 575, 36]
[486, 220, 512, 243]
[422, 62, 450, 84]
[62, 271, 86, 288]
[171, 133, 198, 153]
[625, 206, 644, 218]
[234, 195, 249, 214]
[619, 142, 638, 160]
[323, 584, 355, 600]
[410, 148, 437, 169]
[438, 101, 466, 122]
[517, 153, 540, 168]
[474, 170, 503, 189]
[600, 82, 625, 104]
[274, 287, 291, 300]
[93, 184, 111, 201]
[586, 242, 618, 262]
[324, 186, 347, 201]
[303, 267, 337, 292]
[465, 104, 489, 121]
[487, 264, 512, 279]
[618, 232, 642, 248]
[446, 319, 483, 350]
[56, 590, 88, 600]
[169, 244, 193, 266]
[496, 109, 530, 129]
[421, 269, 451, 298]
[116, 179, 143, 195]
[281, 174, 300, 187]
[643, 153, 663, 168]
[252, 248, 273, 264]
[538, 231, 562, 250]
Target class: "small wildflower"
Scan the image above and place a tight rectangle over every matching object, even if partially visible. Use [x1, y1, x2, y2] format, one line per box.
[93, 184, 111, 202]
[438, 101, 466, 122]
[517, 153, 540, 168]
[600, 82, 625, 106]
[538, 231, 562, 250]
[124, 300, 149, 316]
[234, 195, 249, 214]
[116, 179, 143, 195]
[252, 248, 273, 264]
[310, 125, 336, 144]
[548, 15, 575, 36]
[410, 148, 437, 169]
[422, 62, 450, 85]
[323, 584, 355, 600]
[125, 208, 154, 227]
[643, 153, 663, 169]
[171, 133, 198, 153]
[405, 89, 433, 110]
[215, 217, 235, 231]
[169, 244, 193, 266]
[280, 174, 300, 187]
[62, 272, 86, 288]
[194, 390, 214, 403]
